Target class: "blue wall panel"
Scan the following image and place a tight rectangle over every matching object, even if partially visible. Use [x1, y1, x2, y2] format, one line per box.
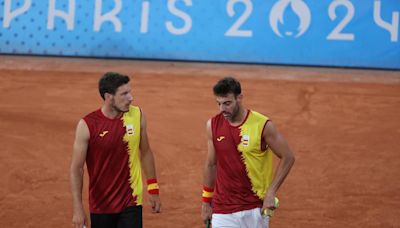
[0, 0, 399, 69]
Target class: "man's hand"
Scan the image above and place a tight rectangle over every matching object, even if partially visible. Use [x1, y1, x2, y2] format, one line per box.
[72, 206, 87, 228]
[201, 202, 212, 224]
[149, 194, 161, 213]
[261, 192, 276, 215]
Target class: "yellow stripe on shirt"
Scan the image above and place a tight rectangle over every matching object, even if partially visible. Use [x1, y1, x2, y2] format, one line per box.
[237, 111, 273, 200]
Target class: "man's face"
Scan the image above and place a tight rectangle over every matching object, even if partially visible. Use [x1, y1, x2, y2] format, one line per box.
[110, 83, 133, 113]
[215, 93, 241, 121]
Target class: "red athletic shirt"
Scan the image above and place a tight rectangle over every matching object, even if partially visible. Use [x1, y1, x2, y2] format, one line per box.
[83, 109, 136, 213]
[211, 111, 264, 214]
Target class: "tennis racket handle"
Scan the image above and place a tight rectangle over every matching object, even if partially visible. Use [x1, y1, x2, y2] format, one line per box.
[205, 219, 211, 228]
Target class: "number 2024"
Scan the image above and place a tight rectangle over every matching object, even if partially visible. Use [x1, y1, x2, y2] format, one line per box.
[224, 0, 399, 42]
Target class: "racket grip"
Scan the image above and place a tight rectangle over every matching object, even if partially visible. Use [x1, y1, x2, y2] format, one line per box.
[262, 197, 280, 217]
[205, 219, 211, 228]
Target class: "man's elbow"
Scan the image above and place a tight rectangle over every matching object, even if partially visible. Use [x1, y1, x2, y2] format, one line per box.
[205, 162, 216, 170]
[70, 164, 84, 176]
[140, 149, 154, 161]
[281, 151, 295, 167]
[286, 153, 295, 166]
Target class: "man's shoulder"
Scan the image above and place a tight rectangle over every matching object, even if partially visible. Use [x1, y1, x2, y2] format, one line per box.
[125, 105, 141, 117]
[129, 105, 141, 112]
[83, 109, 101, 119]
[211, 112, 223, 120]
[82, 109, 108, 127]
[249, 110, 269, 121]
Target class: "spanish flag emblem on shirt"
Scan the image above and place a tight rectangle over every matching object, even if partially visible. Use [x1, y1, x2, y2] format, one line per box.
[126, 124, 134, 136]
[242, 135, 249, 146]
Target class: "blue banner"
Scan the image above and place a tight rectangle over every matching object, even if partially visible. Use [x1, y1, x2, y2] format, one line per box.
[0, 0, 399, 69]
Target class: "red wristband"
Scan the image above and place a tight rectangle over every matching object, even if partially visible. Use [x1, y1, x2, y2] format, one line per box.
[202, 186, 214, 203]
[147, 178, 159, 195]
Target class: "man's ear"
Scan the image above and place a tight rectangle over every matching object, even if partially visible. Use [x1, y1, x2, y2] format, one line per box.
[236, 94, 243, 102]
[104, 93, 113, 100]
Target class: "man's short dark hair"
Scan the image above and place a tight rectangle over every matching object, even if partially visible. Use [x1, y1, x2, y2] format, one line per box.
[98, 72, 130, 100]
[213, 76, 241, 97]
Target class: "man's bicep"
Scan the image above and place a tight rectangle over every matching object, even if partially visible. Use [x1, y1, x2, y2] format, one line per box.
[206, 120, 217, 165]
[263, 121, 289, 158]
[72, 120, 89, 167]
[139, 112, 152, 154]
[207, 138, 217, 164]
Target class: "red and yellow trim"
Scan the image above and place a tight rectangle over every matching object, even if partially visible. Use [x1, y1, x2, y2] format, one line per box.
[202, 186, 214, 203]
[147, 179, 160, 195]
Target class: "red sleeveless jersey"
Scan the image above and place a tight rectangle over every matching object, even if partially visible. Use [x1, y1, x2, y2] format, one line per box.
[211, 111, 268, 214]
[83, 109, 137, 213]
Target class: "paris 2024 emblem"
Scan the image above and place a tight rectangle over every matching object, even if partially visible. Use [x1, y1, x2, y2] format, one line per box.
[269, 0, 311, 38]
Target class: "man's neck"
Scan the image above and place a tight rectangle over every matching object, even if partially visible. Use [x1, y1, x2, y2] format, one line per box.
[228, 107, 247, 126]
[101, 105, 122, 119]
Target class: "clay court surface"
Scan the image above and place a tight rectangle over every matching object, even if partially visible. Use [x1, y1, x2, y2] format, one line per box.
[0, 55, 399, 228]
